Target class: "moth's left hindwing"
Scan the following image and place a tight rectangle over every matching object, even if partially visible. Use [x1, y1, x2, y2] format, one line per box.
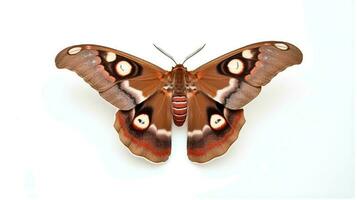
[187, 92, 245, 163]
[55, 44, 172, 162]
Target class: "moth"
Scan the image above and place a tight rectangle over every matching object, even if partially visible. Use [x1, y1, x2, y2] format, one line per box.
[55, 41, 303, 163]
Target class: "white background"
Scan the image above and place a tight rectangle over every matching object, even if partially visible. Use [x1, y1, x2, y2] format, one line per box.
[0, 0, 354, 199]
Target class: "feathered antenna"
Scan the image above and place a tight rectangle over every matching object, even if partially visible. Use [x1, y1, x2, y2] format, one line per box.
[182, 44, 206, 64]
[153, 44, 177, 65]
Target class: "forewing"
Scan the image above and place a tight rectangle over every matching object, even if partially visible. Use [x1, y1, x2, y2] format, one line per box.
[192, 41, 303, 109]
[55, 44, 167, 110]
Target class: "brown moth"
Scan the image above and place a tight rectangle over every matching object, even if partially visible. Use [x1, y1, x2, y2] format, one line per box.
[55, 41, 303, 163]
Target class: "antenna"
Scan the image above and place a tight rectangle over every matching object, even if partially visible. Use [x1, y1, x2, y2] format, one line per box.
[153, 44, 177, 65]
[182, 44, 206, 64]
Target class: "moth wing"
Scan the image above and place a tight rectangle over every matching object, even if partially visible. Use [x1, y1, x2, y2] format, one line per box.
[187, 91, 245, 163]
[114, 89, 172, 162]
[192, 41, 303, 110]
[55, 44, 167, 110]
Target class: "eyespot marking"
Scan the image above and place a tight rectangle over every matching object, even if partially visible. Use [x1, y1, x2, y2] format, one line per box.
[209, 114, 227, 131]
[68, 47, 82, 55]
[227, 59, 244, 75]
[242, 49, 254, 59]
[105, 52, 116, 62]
[132, 114, 150, 131]
[274, 43, 289, 50]
[115, 60, 132, 76]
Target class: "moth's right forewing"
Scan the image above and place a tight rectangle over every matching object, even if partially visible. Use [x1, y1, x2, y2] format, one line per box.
[55, 44, 167, 110]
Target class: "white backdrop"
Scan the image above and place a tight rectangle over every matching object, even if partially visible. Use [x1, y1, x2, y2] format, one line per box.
[0, 0, 354, 199]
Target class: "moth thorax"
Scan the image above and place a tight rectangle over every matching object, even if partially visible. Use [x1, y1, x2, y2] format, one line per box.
[171, 94, 188, 126]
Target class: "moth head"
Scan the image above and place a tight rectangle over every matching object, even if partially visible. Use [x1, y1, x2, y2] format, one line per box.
[173, 64, 186, 70]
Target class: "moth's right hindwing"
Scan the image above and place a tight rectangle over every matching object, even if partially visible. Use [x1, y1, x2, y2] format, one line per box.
[115, 89, 172, 163]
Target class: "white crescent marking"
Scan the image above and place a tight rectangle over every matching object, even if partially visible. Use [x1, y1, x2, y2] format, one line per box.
[227, 59, 244, 74]
[115, 60, 132, 76]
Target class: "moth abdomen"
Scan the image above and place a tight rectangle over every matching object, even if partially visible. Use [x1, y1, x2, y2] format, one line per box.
[171, 95, 187, 126]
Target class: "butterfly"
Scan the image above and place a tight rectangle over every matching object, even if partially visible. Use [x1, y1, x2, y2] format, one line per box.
[55, 41, 303, 163]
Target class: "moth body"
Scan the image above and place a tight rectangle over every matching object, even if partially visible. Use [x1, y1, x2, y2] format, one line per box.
[171, 65, 188, 126]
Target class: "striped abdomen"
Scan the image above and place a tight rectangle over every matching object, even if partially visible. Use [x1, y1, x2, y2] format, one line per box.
[172, 95, 188, 126]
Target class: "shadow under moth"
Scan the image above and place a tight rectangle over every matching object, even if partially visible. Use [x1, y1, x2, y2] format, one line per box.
[55, 41, 303, 163]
